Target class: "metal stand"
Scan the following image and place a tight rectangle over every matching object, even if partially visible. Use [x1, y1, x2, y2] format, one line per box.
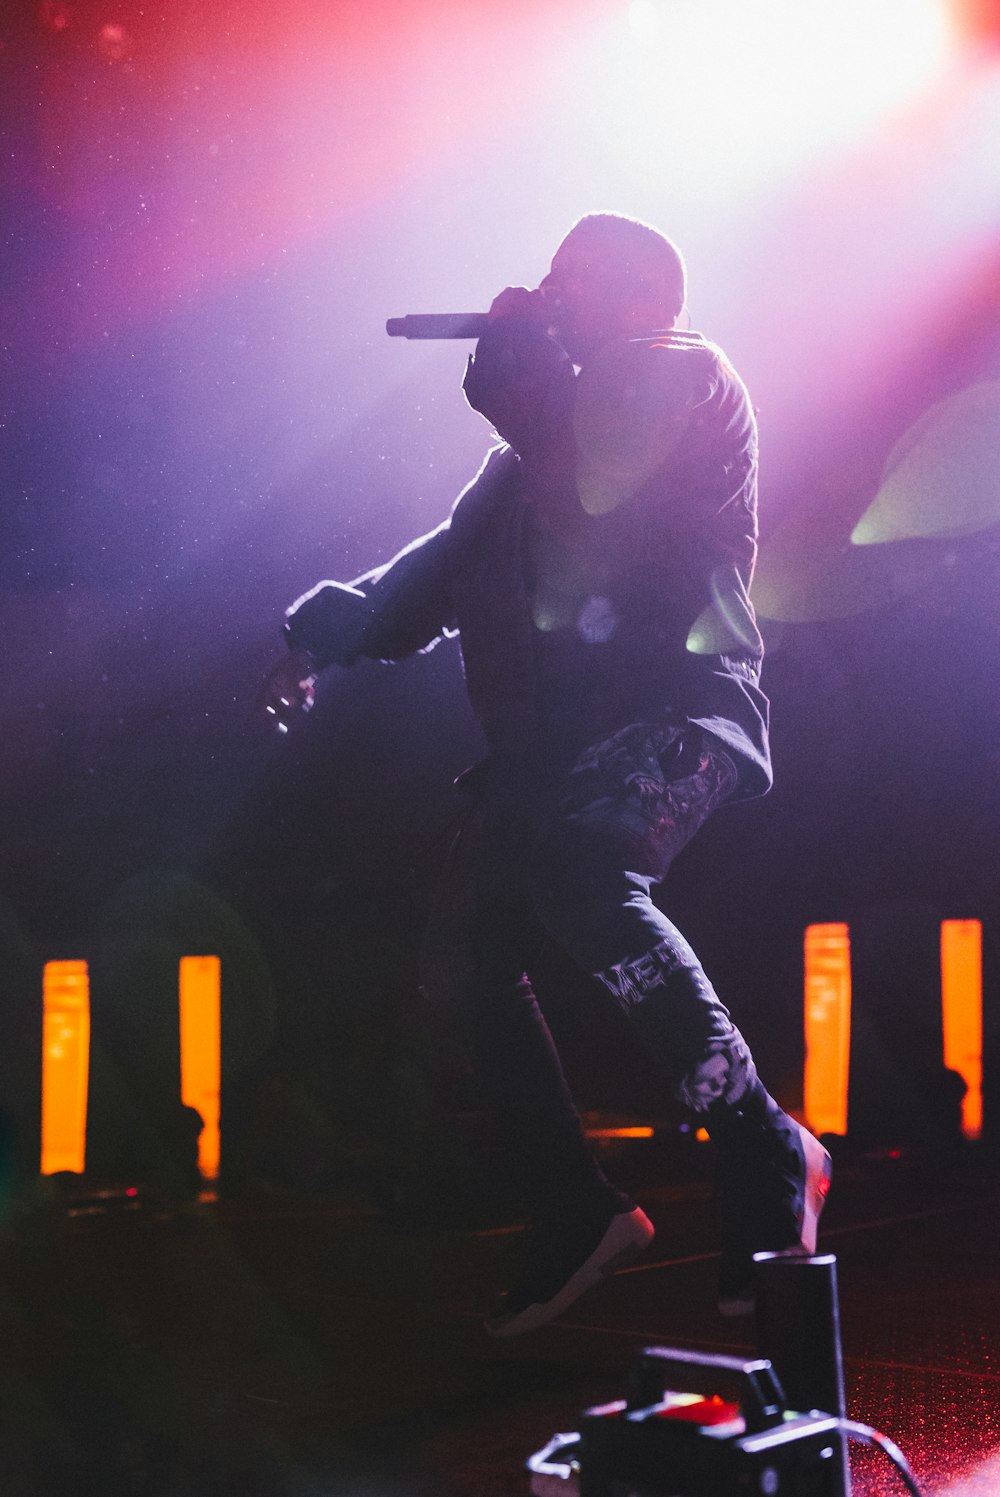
[754, 1251, 851, 1495]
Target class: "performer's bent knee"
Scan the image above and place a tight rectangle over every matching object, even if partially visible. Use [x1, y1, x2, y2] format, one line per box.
[592, 946, 757, 1113]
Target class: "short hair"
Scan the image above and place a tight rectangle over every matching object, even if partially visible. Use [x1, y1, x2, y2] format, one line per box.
[564, 212, 687, 321]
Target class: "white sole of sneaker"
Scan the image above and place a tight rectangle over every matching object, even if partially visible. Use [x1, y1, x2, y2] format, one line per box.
[799, 1125, 833, 1256]
[484, 1206, 655, 1339]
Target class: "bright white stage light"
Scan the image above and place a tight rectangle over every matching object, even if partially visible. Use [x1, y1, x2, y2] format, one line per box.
[606, 0, 956, 199]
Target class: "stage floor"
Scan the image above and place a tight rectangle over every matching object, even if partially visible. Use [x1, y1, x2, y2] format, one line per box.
[3, 1148, 998, 1495]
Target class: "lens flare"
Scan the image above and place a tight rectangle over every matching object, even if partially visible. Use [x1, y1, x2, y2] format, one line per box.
[751, 526, 890, 624]
[852, 382, 1000, 544]
[686, 568, 761, 654]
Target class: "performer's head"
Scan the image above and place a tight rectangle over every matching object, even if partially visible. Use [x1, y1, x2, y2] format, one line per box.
[540, 212, 686, 363]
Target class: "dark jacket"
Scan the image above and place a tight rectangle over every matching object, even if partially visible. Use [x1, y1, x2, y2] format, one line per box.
[285, 331, 772, 800]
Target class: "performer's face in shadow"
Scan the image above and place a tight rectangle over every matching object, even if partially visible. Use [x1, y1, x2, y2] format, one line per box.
[539, 228, 676, 366]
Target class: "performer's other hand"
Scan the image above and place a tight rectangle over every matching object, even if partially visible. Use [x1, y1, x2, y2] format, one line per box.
[259, 648, 317, 733]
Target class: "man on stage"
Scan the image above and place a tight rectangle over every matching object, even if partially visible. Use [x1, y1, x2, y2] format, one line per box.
[261, 211, 830, 1335]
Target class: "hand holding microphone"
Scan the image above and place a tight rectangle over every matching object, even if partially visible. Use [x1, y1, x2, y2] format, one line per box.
[460, 287, 576, 464]
[386, 284, 574, 465]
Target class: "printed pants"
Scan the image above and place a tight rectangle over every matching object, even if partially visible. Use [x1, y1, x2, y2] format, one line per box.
[455, 721, 760, 1221]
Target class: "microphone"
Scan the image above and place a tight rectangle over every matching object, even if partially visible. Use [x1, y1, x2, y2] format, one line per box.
[386, 313, 489, 339]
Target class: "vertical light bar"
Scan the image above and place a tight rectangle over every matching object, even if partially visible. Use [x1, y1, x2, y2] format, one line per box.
[178, 956, 221, 1180]
[41, 960, 91, 1175]
[940, 919, 983, 1141]
[804, 923, 852, 1138]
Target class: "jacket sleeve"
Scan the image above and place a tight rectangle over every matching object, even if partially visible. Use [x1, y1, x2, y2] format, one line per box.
[283, 519, 456, 669]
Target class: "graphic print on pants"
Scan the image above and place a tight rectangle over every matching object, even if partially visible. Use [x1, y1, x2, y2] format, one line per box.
[557, 721, 756, 1113]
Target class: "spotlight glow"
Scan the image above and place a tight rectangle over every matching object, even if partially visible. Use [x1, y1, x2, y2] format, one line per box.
[597, 0, 956, 199]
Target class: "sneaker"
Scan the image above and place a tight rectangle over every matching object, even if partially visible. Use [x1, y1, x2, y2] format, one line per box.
[714, 1108, 831, 1317]
[484, 1203, 655, 1338]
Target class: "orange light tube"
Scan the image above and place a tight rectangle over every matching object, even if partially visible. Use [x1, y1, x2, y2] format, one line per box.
[178, 956, 221, 1180]
[584, 1126, 654, 1140]
[940, 920, 983, 1141]
[41, 960, 91, 1175]
[803, 923, 852, 1138]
